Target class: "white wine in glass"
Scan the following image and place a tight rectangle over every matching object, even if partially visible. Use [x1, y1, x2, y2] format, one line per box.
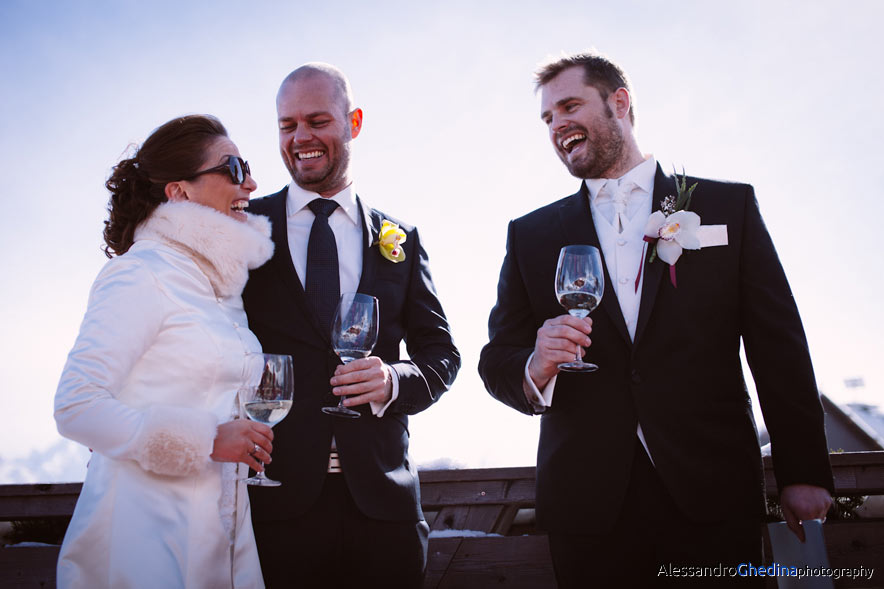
[322, 293, 379, 419]
[555, 245, 604, 372]
[241, 353, 293, 486]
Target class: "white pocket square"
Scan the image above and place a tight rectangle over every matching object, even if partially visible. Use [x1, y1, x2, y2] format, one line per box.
[697, 225, 728, 248]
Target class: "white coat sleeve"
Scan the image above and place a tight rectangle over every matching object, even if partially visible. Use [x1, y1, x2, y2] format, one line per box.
[54, 256, 219, 477]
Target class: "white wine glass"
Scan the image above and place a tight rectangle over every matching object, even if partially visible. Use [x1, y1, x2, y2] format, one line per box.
[241, 353, 293, 486]
[555, 245, 604, 372]
[322, 292, 379, 419]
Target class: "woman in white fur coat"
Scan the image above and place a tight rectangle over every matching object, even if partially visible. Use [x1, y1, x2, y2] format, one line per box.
[54, 115, 275, 588]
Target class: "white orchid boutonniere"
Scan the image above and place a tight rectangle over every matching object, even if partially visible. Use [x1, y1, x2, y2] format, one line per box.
[375, 219, 407, 263]
[642, 171, 700, 289]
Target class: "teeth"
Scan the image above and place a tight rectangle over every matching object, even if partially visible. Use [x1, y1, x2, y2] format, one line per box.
[561, 133, 586, 151]
[231, 201, 247, 211]
[297, 151, 323, 160]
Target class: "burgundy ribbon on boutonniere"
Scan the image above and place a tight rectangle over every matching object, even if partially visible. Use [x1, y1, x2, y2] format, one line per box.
[636, 235, 679, 291]
[635, 170, 700, 292]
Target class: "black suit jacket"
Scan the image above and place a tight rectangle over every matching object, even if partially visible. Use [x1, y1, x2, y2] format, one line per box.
[478, 165, 833, 535]
[243, 188, 460, 522]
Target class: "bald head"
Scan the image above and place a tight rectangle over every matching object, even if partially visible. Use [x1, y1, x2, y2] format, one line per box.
[277, 62, 354, 117]
[275, 62, 363, 197]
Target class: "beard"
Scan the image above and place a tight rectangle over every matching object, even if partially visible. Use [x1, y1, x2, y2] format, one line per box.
[284, 134, 352, 195]
[559, 107, 626, 180]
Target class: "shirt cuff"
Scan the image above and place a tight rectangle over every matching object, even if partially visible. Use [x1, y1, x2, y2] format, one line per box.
[370, 363, 399, 417]
[523, 352, 556, 412]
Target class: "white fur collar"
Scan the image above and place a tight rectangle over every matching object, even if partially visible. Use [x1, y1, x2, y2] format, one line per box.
[134, 201, 274, 297]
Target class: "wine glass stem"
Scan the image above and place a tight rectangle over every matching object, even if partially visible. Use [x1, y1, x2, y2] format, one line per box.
[575, 346, 582, 364]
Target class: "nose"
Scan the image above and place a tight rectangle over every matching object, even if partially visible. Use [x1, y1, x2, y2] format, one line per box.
[550, 112, 568, 132]
[242, 172, 257, 192]
[292, 123, 312, 144]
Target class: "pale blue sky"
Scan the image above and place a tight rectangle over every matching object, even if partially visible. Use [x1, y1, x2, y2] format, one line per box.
[2, 0, 882, 481]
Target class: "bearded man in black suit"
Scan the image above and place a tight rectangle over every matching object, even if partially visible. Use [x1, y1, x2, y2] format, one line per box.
[478, 51, 833, 587]
[243, 63, 460, 588]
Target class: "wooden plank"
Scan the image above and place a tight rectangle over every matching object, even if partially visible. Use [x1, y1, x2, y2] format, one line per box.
[429, 505, 509, 534]
[436, 536, 555, 589]
[430, 506, 471, 532]
[419, 467, 536, 483]
[828, 452, 884, 468]
[1, 452, 882, 520]
[823, 521, 884, 582]
[490, 505, 520, 535]
[764, 452, 884, 496]
[0, 484, 81, 520]
[0, 453, 881, 589]
[0, 545, 59, 588]
[424, 537, 461, 589]
[0, 483, 82, 499]
[460, 506, 506, 533]
[420, 479, 536, 508]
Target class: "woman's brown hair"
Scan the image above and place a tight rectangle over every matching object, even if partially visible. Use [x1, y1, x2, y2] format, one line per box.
[103, 114, 228, 257]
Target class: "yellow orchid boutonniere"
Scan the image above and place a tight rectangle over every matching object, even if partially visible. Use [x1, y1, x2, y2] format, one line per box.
[376, 220, 407, 263]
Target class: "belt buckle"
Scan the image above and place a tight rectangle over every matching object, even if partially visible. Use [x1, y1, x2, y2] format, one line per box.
[327, 451, 342, 473]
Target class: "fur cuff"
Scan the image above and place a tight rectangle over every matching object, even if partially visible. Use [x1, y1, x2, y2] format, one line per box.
[134, 404, 219, 476]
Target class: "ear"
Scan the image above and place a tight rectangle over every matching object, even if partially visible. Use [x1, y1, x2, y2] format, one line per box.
[610, 87, 631, 122]
[164, 181, 189, 202]
[349, 108, 363, 139]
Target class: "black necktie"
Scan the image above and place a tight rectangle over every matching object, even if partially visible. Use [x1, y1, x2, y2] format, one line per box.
[305, 198, 340, 334]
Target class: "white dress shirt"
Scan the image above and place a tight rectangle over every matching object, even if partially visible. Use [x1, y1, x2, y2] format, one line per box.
[523, 156, 658, 461]
[285, 182, 398, 416]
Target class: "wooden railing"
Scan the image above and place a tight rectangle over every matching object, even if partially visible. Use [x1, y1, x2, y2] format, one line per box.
[2, 452, 883, 588]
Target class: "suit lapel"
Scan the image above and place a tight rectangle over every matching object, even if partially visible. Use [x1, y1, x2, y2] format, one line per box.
[633, 165, 677, 347]
[355, 195, 380, 294]
[264, 188, 332, 345]
[558, 183, 631, 346]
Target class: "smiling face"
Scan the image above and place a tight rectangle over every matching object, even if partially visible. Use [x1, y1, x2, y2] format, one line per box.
[277, 71, 362, 197]
[540, 66, 627, 180]
[175, 136, 257, 221]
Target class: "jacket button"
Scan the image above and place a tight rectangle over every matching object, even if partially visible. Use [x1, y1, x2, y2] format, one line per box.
[631, 370, 642, 384]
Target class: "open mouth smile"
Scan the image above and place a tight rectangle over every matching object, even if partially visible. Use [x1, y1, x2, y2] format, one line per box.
[560, 132, 586, 153]
[296, 150, 324, 160]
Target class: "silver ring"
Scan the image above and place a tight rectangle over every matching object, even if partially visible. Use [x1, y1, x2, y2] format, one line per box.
[253, 443, 260, 455]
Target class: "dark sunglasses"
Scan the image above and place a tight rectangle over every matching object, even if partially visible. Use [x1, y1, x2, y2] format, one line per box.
[183, 155, 251, 185]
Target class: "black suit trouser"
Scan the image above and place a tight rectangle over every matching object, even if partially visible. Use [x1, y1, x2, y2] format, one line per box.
[253, 473, 428, 589]
[548, 441, 764, 588]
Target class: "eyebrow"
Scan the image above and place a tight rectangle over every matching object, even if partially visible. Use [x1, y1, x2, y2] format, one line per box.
[540, 96, 582, 121]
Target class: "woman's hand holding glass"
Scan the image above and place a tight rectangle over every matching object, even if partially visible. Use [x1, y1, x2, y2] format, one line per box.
[210, 419, 273, 473]
[241, 353, 294, 486]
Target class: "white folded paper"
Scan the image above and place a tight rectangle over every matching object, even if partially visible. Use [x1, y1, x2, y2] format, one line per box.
[766, 520, 833, 589]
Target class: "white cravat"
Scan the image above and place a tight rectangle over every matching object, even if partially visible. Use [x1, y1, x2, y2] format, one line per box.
[523, 156, 658, 459]
[595, 179, 642, 233]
